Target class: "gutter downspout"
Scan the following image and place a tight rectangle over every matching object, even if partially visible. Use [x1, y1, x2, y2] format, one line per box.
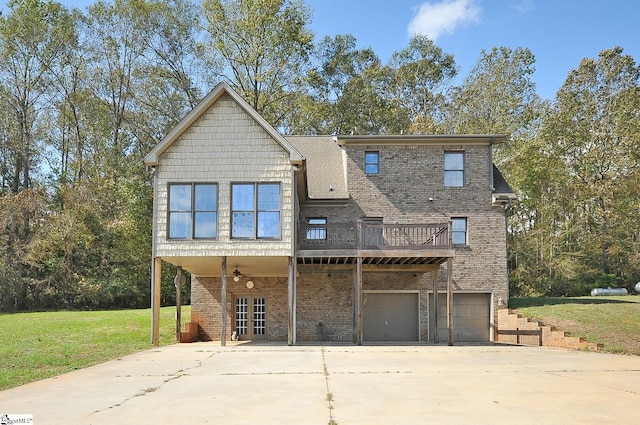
[489, 137, 495, 191]
[289, 163, 302, 345]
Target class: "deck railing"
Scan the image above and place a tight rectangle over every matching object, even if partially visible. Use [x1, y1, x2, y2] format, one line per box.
[299, 221, 450, 251]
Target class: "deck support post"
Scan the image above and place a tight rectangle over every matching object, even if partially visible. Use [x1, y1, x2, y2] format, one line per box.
[151, 257, 162, 346]
[447, 258, 453, 346]
[433, 267, 439, 343]
[353, 220, 364, 345]
[221, 256, 227, 346]
[355, 256, 363, 345]
[175, 266, 183, 343]
[288, 256, 297, 345]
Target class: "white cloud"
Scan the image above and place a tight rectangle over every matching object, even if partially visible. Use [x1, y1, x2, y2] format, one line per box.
[408, 0, 481, 40]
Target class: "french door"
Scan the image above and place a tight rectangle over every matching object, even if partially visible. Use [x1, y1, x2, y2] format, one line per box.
[234, 296, 267, 341]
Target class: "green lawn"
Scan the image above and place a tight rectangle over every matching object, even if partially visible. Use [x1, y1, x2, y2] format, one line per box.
[0, 306, 190, 391]
[510, 296, 640, 355]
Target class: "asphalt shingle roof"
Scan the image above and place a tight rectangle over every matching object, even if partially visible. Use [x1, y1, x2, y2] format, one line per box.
[286, 136, 349, 200]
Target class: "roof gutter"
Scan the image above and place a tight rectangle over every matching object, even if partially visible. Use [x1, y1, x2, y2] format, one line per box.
[337, 134, 506, 146]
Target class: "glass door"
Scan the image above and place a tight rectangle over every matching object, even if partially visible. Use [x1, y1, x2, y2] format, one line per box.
[235, 296, 267, 341]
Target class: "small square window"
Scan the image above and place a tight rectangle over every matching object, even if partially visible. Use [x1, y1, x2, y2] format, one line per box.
[365, 151, 379, 174]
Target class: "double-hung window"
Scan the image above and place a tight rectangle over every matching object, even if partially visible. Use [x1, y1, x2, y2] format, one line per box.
[168, 183, 218, 239]
[451, 217, 467, 245]
[444, 152, 465, 187]
[232, 183, 281, 239]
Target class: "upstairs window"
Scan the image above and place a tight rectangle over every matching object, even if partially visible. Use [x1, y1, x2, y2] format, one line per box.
[444, 152, 465, 187]
[451, 217, 467, 245]
[232, 182, 281, 239]
[365, 151, 379, 174]
[168, 183, 218, 239]
[306, 218, 327, 240]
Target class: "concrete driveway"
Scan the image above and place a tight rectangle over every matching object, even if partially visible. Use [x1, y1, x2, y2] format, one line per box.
[1, 343, 639, 425]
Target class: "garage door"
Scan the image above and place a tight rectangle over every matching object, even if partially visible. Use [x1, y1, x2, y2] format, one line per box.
[429, 293, 491, 342]
[363, 292, 419, 342]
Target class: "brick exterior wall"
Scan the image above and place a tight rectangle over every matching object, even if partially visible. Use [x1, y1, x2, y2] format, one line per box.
[296, 270, 353, 341]
[192, 269, 436, 342]
[191, 275, 289, 341]
[300, 141, 510, 333]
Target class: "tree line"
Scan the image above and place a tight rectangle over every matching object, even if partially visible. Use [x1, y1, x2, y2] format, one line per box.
[0, 0, 638, 311]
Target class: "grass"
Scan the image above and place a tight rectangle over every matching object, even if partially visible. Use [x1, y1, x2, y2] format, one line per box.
[510, 296, 640, 355]
[0, 306, 190, 391]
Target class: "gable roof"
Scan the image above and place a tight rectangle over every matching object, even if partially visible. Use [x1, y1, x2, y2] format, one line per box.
[287, 136, 349, 200]
[144, 81, 304, 166]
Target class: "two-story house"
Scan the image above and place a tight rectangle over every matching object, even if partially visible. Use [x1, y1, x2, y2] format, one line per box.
[144, 82, 516, 346]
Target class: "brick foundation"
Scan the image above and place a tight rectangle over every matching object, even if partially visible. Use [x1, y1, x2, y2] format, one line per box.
[180, 322, 199, 343]
[191, 269, 506, 343]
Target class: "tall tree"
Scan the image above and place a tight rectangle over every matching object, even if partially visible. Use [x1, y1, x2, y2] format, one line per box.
[202, 0, 313, 127]
[510, 47, 640, 295]
[291, 33, 435, 135]
[317, 35, 377, 133]
[85, 0, 150, 177]
[338, 59, 403, 134]
[444, 47, 537, 138]
[0, 0, 76, 193]
[388, 35, 457, 133]
[549, 47, 640, 284]
[290, 34, 389, 134]
[44, 6, 91, 185]
[132, 0, 207, 157]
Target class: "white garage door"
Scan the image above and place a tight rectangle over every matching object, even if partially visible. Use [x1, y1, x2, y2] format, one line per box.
[429, 293, 491, 342]
[363, 292, 419, 342]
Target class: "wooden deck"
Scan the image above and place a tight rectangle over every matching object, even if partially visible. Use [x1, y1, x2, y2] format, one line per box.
[297, 221, 453, 266]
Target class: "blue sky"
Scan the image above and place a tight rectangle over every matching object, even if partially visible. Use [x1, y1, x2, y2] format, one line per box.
[3, 0, 638, 100]
[306, 0, 640, 100]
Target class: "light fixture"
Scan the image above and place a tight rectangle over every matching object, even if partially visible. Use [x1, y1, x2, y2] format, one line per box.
[232, 267, 242, 282]
[246, 280, 254, 289]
